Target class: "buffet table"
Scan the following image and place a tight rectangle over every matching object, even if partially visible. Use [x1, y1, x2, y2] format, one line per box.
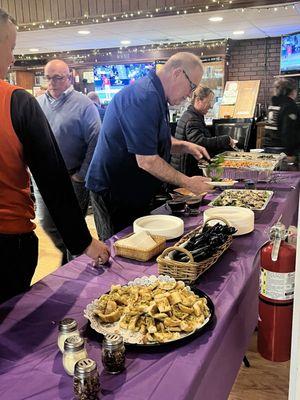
[0, 173, 299, 400]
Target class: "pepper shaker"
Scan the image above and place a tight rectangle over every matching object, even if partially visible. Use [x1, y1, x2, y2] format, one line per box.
[58, 318, 80, 353]
[102, 334, 125, 374]
[73, 358, 100, 400]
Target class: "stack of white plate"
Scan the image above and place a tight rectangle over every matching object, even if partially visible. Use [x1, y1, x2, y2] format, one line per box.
[133, 215, 184, 240]
[203, 206, 254, 236]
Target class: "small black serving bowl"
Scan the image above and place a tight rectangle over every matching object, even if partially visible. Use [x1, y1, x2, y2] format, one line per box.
[186, 198, 202, 214]
[166, 199, 186, 214]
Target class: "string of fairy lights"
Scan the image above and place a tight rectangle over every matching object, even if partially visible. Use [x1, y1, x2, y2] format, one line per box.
[15, 2, 297, 33]
[13, 1, 297, 63]
[14, 39, 228, 64]
[16, 1, 234, 32]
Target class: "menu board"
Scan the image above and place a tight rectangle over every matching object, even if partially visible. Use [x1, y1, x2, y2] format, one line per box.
[233, 81, 260, 118]
[219, 80, 260, 118]
[221, 81, 238, 105]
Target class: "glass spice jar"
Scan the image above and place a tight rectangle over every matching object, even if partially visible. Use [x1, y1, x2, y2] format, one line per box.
[57, 318, 80, 353]
[73, 358, 100, 400]
[102, 334, 125, 374]
[63, 335, 88, 376]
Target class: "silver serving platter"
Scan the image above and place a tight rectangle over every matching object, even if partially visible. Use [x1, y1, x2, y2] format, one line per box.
[208, 189, 273, 211]
[216, 151, 285, 161]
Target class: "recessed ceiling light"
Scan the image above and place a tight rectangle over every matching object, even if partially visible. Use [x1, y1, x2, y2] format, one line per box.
[29, 48, 39, 52]
[77, 30, 90, 35]
[121, 40, 131, 45]
[233, 30, 245, 35]
[209, 17, 223, 22]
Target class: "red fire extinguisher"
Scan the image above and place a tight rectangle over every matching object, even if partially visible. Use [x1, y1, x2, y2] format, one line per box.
[258, 221, 296, 362]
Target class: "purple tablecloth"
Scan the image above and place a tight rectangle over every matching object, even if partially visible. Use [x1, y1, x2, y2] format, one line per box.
[0, 173, 299, 400]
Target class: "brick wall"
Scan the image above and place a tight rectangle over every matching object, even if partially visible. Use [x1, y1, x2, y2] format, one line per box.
[227, 37, 281, 108]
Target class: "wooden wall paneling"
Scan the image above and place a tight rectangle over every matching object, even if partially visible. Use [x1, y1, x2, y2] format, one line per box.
[14, 0, 24, 23]
[28, 0, 37, 22]
[113, 0, 121, 13]
[1, 1, 10, 14]
[57, 0, 67, 20]
[104, 0, 113, 14]
[8, 0, 16, 18]
[81, 0, 89, 15]
[21, 0, 31, 23]
[130, 0, 139, 12]
[138, 0, 148, 11]
[73, 0, 81, 17]
[51, 0, 59, 21]
[66, 0, 74, 19]
[16, 70, 34, 89]
[43, 0, 52, 21]
[36, 0, 45, 22]
[148, 0, 158, 10]
[96, 0, 105, 15]
[88, 0, 97, 15]
[121, 0, 130, 12]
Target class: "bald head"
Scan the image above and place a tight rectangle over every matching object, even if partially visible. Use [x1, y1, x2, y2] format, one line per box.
[45, 59, 70, 76]
[163, 52, 203, 76]
[157, 52, 203, 106]
[44, 59, 71, 99]
[0, 8, 16, 79]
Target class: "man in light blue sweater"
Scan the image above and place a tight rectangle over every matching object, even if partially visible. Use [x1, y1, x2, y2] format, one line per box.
[35, 59, 101, 265]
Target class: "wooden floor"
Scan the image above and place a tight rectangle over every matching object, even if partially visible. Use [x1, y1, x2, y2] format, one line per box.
[32, 215, 290, 399]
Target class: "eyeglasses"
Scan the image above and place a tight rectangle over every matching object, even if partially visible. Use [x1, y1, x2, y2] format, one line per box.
[182, 70, 197, 92]
[44, 75, 67, 82]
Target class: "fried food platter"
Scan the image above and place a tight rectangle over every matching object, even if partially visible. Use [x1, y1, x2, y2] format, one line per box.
[84, 275, 214, 349]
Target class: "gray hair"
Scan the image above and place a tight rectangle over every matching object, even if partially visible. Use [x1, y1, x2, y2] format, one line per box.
[87, 91, 100, 104]
[273, 77, 297, 97]
[191, 85, 214, 105]
[0, 8, 16, 26]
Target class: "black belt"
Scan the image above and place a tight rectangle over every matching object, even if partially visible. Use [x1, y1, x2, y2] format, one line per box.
[0, 231, 35, 239]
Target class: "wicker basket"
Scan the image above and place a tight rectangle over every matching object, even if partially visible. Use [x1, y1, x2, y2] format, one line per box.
[156, 217, 233, 283]
[114, 233, 166, 262]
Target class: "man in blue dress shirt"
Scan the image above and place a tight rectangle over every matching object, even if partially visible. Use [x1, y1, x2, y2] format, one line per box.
[86, 52, 211, 240]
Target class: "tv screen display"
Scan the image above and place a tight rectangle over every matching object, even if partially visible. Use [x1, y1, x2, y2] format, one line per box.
[94, 62, 155, 104]
[280, 31, 300, 74]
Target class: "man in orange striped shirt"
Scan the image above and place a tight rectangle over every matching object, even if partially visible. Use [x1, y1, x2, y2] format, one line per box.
[0, 9, 109, 303]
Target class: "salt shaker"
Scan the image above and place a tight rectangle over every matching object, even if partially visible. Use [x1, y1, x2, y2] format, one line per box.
[73, 358, 100, 400]
[58, 318, 79, 353]
[63, 335, 88, 376]
[102, 334, 125, 374]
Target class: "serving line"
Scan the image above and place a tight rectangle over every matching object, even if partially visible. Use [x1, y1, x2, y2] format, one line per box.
[0, 172, 299, 400]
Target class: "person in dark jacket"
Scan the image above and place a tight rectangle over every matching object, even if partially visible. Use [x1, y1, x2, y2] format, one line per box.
[263, 77, 300, 157]
[171, 85, 235, 176]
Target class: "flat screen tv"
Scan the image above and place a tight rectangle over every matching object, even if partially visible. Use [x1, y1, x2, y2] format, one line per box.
[93, 62, 155, 104]
[280, 31, 300, 74]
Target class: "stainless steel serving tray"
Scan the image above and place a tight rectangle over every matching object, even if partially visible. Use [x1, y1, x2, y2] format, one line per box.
[208, 189, 274, 211]
[216, 151, 284, 161]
